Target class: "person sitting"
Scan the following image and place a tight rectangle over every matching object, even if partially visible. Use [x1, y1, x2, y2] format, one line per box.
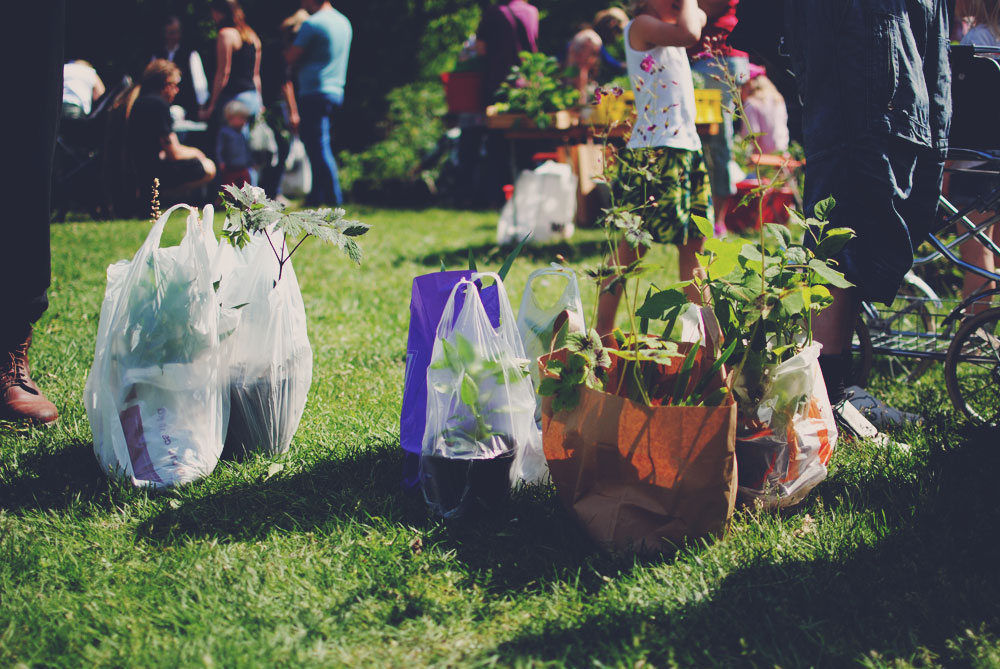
[127, 59, 216, 202]
[565, 28, 603, 104]
[216, 99, 253, 188]
[62, 59, 105, 119]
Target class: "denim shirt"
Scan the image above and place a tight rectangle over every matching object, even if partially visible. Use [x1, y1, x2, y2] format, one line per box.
[785, 0, 951, 157]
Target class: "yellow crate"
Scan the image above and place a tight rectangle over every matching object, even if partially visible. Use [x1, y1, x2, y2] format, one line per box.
[694, 88, 723, 125]
[586, 90, 635, 125]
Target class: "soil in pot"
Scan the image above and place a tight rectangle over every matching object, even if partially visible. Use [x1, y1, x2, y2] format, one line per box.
[420, 449, 515, 519]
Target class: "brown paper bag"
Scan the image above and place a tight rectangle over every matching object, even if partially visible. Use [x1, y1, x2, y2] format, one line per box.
[540, 345, 737, 553]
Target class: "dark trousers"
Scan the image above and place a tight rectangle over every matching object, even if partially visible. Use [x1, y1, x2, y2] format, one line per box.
[4, 2, 64, 330]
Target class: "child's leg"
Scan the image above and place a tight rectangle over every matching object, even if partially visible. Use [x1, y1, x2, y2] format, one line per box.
[678, 236, 707, 304]
[960, 209, 997, 307]
[596, 241, 644, 336]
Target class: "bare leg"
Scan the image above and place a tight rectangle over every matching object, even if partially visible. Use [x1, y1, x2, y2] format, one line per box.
[812, 286, 860, 355]
[596, 242, 643, 336]
[960, 209, 997, 308]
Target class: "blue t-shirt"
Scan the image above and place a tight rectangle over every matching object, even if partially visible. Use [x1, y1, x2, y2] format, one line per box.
[293, 8, 352, 98]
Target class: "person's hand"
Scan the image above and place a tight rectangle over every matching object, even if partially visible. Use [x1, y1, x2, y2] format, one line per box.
[198, 106, 213, 121]
[288, 110, 300, 132]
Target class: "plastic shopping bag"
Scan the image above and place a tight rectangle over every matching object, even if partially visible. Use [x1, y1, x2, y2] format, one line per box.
[400, 271, 501, 489]
[280, 136, 312, 198]
[514, 265, 586, 482]
[497, 161, 577, 245]
[735, 343, 838, 508]
[421, 273, 542, 518]
[84, 204, 226, 488]
[216, 231, 312, 456]
[249, 116, 279, 169]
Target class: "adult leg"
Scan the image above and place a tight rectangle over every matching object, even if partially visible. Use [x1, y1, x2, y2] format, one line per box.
[298, 94, 343, 206]
[1, 1, 64, 423]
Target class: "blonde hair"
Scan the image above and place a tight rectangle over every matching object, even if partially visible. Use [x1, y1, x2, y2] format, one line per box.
[742, 74, 783, 106]
[958, 0, 1000, 39]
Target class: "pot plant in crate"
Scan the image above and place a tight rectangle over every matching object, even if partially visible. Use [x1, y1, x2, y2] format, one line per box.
[488, 51, 579, 129]
[218, 183, 370, 456]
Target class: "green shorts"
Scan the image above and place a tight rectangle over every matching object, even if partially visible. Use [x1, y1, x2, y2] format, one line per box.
[611, 146, 713, 246]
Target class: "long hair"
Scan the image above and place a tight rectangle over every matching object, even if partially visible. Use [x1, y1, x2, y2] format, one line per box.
[958, 0, 1000, 39]
[211, 0, 259, 45]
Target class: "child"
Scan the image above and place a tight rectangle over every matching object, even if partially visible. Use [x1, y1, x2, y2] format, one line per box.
[216, 99, 253, 187]
[952, 0, 1000, 305]
[596, 0, 709, 334]
[739, 65, 788, 155]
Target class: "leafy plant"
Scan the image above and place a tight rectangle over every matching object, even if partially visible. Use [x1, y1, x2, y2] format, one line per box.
[430, 333, 530, 449]
[539, 51, 853, 414]
[494, 51, 579, 128]
[220, 184, 370, 282]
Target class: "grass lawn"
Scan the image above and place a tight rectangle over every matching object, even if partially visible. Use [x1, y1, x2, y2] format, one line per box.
[2, 205, 999, 667]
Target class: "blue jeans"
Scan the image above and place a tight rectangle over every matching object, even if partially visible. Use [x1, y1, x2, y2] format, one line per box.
[690, 55, 749, 202]
[299, 92, 344, 206]
[785, 0, 951, 304]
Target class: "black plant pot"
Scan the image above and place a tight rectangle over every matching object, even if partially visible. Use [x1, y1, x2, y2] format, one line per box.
[420, 448, 515, 519]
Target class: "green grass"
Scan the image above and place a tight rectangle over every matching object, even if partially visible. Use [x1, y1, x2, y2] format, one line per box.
[2, 207, 999, 667]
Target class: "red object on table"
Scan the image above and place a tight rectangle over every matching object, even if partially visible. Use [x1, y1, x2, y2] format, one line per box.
[441, 71, 483, 114]
[721, 179, 796, 232]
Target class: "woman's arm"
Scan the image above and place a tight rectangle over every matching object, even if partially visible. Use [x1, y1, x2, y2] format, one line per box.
[630, 0, 707, 49]
[253, 36, 263, 109]
[201, 28, 238, 119]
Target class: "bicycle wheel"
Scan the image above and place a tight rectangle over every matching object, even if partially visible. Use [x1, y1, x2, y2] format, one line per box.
[945, 306, 1000, 426]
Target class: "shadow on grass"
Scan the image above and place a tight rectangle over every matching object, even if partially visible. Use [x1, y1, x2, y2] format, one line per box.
[136, 437, 627, 593]
[491, 440, 1000, 666]
[0, 439, 108, 513]
[401, 237, 608, 270]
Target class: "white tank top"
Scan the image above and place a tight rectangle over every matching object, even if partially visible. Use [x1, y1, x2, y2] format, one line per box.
[624, 20, 701, 152]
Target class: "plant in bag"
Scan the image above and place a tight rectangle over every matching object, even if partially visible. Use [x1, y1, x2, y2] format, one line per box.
[421, 276, 541, 519]
[85, 202, 226, 488]
[217, 184, 371, 456]
[492, 51, 579, 128]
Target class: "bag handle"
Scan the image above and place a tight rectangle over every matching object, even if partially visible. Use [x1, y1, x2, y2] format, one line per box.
[521, 265, 584, 317]
[470, 271, 526, 356]
[142, 202, 199, 253]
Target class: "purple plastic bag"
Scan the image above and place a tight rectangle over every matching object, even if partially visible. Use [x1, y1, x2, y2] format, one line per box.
[400, 271, 500, 488]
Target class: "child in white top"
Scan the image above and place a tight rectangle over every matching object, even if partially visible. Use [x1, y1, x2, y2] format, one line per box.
[596, 0, 709, 334]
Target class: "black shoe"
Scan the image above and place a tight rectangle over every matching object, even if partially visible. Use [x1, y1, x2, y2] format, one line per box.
[844, 385, 923, 430]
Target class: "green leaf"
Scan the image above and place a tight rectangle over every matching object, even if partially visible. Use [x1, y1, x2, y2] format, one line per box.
[764, 223, 791, 249]
[815, 227, 855, 259]
[779, 288, 806, 317]
[667, 342, 700, 405]
[698, 387, 730, 407]
[440, 258, 447, 272]
[692, 214, 714, 238]
[808, 258, 854, 289]
[460, 374, 479, 407]
[635, 288, 688, 320]
[702, 237, 743, 277]
[813, 196, 836, 221]
[497, 233, 531, 281]
[467, 249, 478, 272]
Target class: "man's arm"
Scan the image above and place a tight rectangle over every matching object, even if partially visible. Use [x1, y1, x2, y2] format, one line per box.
[698, 0, 731, 21]
[160, 133, 206, 161]
[630, 0, 707, 49]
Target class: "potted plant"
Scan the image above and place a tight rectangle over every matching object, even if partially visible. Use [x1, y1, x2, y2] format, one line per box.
[487, 51, 580, 130]
[421, 332, 531, 517]
[217, 184, 370, 456]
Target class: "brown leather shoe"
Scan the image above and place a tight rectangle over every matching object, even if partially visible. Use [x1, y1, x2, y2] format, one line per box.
[0, 328, 58, 425]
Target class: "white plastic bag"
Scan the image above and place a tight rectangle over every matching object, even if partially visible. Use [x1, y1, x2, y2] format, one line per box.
[735, 342, 838, 508]
[249, 116, 279, 168]
[215, 231, 313, 456]
[84, 204, 226, 488]
[420, 273, 542, 517]
[280, 136, 312, 198]
[515, 264, 586, 478]
[497, 161, 577, 245]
